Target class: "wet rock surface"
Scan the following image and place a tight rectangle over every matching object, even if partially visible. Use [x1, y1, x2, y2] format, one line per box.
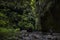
[1, 30, 60, 40]
[14, 30, 60, 40]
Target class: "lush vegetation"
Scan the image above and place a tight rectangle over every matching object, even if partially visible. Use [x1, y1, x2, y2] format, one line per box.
[0, 0, 60, 37]
[0, 0, 37, 30]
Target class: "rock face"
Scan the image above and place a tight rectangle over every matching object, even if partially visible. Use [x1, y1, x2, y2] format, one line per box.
[39, 0, 60, 32]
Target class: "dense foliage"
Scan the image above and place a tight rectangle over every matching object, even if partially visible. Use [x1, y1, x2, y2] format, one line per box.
[2, 0, 60, 40]
[0, 0, 38, 30]
[0, 0, 60, 33]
